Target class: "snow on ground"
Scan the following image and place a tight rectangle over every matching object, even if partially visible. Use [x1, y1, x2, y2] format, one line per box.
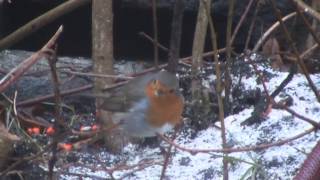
[60, 56, 320, 180]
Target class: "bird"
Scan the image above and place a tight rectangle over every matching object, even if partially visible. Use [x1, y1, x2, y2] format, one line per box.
[97, 70, 184, 137]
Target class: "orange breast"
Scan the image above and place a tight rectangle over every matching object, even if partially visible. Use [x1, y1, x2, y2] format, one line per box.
[145, 80, 184, 127]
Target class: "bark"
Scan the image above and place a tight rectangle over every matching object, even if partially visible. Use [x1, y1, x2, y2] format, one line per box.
[167, 0, 185, 73]
[190, 0, 211, 130]
[191, 0, 210, 96]
[92, 0, 121, 153]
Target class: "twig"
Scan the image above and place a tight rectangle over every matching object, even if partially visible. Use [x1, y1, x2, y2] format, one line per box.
[139, 31, 226, 64]
[270, 0, 320, 102]
[17, 84, 92, 107]
[17, 46, 226, 107]
[0, 131, 70, 177]
[63, 70, 134, 80]
[139, 32, 169, 52]
[253, 12, 297, 52]
[245, 0, 260, 50]
[286, 43, 320, 62]
[230, 0, 255, 45]
[0, 26, 64, 93]
[293, 1, 320, 54]
[47, 31, 65, 180]
[270, 64, 297, 98]
[224, 0, 236, 177]
[204, 0, 228, 179]
[274, 102, 320, 129]
[152, 0, 159, 69]
[0, 0, 90, 50]
[300, 43, 319, 59]
[292, 0, 320, 21]
[159, 128, 179, 180]
[158, 126, 315, 154]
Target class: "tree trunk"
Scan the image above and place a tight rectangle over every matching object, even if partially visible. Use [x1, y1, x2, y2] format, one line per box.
[190, 0, 211, 130]
[167, 0, 184, 73]
[92, 0, 122, 153]
[191, 0, 210, 96]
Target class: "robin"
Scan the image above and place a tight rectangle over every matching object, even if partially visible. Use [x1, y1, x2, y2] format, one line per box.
[97, 70, 184, 137]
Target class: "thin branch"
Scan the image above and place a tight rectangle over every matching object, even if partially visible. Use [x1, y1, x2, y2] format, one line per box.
[47, 44, 64, 180]
[293, 1, 320, 53]
[245, 0, 260, 50]
[230, 0, 255, 45]
[158, 126, 315, 154]
[159, 129, 178, 180]
[292, 0, 320, 21]
[204, 0, 228, 179]
[63, 70, 134, 80]
[152, 0, 159, 69]
[0, 0, 90, 50]
[270, 0, 320, 102]
[253, 12, 297, 52]
[0, 26, 64, 93]
[17, 84, 92, 107]
[139, 32, 169, 52]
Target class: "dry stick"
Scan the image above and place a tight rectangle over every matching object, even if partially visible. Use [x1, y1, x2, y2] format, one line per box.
[274, 103, 320, 129]
[253, 12, 297, 52]
[47, 44, 64, 180]
[63, 158, 159, 179]
[0, 26, 63, 93]
[286, 43, 320, 62]
[292, 0, 320, 21]
[245, 53, 318, 129]
[167, 0, 185, 73]
[139, 31, 227, 64]
[224, 0, 235, 178]
[57, 171, 106, 180]
[0, 130, 70, 177]
[245, 50, 317, 130]
[253, 0, 320, 53]
[17, 45, 226, 108]
[230, 0, 255, 45]
[191, 0, 211, 101]
[158, 126, 315, 154]
[270, 64, 296, 98]
[159, 129, 179, 180]
[139, 32, 169, 52]
[246, 54, 270, 97]
[17, 84, 92, 107]
[115, 160, 161, 179]
[294, 2, 320, 53]
[63, 70, 134, 80]
[0, 0, 90, 50]
[204, 0, 228, 179]
[244, 0, 260, 50]
[300, 43, 319, 59]
[18, 47, 234, 108]
[152, 0, 159, 69]
[270, 0, 320, 102]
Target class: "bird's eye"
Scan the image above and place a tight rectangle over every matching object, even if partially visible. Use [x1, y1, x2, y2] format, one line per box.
[154, 89, 164, 97]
